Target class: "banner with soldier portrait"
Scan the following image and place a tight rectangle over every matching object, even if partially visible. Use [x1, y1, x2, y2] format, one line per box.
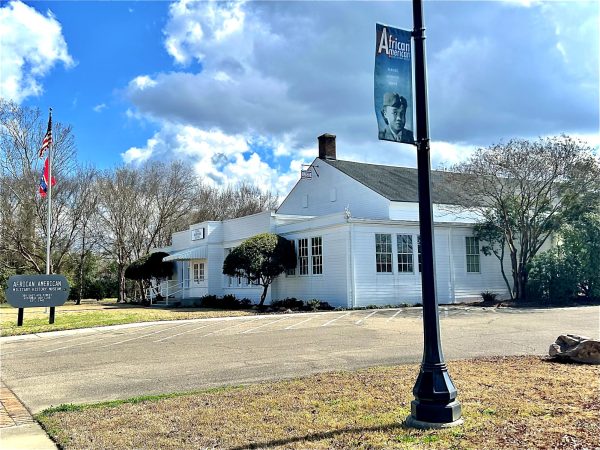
[374, 23, 415, 145]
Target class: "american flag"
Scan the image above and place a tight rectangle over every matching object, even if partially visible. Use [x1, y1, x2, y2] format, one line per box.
[38, 110, 52, 158]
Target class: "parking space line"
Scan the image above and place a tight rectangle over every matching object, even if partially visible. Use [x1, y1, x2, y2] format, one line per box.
[5, 327, 134, 356]
[387, 310, 402, 321]
[47, 331, 131, 353]
[322, 312, 352, 327]
[284, 316, 316, 330]
[200, 317, 262, 337]
[154, 322, 220, 342]
[355, 310, 377, 325]
[104, 322, 193, 346]
[241, 317, 287, 334]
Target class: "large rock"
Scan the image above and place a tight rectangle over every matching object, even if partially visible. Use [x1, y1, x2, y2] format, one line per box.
[549, 334, 600, 364]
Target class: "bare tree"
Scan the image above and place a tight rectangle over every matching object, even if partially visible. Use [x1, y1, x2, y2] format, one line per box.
[448, 136, 600, 301]
[0, 100, 78, 274]
[97, 161, 198, 302]
[190, 181, 279, 223]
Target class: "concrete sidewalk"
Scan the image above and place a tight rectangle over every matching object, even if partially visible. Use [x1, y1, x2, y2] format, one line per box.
[0, 382, 56, 450]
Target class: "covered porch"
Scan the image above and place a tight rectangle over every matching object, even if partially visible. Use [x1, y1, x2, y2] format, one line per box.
[148, 246, 209, 305]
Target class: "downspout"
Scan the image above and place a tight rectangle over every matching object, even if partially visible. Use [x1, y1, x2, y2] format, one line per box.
[348, 221, 356, 308]
[448, 227, 456, 303]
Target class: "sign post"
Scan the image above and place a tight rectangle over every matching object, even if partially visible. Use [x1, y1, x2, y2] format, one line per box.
[5, 275, 70, 326]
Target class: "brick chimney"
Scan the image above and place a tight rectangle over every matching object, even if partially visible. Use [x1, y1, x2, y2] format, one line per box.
[318, 133, 336, 160]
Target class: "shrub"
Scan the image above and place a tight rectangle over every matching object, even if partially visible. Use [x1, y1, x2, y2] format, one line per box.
[271, 298, 304, 310]
[480, 291, 498, 304]
[527, 248, 579, 304]
[306, 299, 321, 311]
[316, 301, 334, 310]
[221, 294, 241, 309]
[199, 295, 220, 308]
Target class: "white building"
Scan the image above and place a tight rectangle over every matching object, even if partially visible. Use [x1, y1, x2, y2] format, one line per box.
[156, 134, 511, 308]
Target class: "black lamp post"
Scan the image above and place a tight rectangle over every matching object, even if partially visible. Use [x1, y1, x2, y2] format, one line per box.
[406, 0, 463, 428]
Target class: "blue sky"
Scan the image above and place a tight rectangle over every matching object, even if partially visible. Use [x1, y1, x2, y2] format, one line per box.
[2, 0, 598, 196]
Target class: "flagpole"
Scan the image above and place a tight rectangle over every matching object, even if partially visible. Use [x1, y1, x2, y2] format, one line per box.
[46, 108, 55, 324]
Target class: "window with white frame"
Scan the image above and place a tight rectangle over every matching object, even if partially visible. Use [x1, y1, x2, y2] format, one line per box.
[193, 262, 205, 283]
[286, 240, 296, 276]
[298, 238, 309, 275]
[397, 234, 414, 272]
[466, 237, 480, 273]
[311, 237, 323, 275]
[375, 233, 393, 273]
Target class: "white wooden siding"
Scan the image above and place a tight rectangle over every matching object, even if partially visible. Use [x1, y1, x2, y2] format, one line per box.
[350, 223, 510, 306]
[222, 211, 273, 245]
[277, 159, 390, 219]
[272, 224, 350, 308]
[389, 202, 483, 223]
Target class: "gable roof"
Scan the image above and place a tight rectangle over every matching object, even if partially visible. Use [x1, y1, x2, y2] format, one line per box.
[323, 159, 464, 204]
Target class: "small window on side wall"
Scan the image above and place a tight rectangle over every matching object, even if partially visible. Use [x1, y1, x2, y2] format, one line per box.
[466, 237, 480, 273]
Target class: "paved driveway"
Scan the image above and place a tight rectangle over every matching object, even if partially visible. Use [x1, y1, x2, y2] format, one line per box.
[1, 306, 598, 413]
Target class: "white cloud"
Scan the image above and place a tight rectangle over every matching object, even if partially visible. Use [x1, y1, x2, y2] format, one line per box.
[131, 75, 157, 90]
[122, 0, 598, 196]
[93, 103, 107, 113]
[120, 123, 304, 195]
[163, 0, 246, 66]
[430, 141, 477, 169]
[0, 1, 73, 103]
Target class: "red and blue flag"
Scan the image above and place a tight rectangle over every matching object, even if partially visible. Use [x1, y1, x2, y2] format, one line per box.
[39, 157, 56, 197]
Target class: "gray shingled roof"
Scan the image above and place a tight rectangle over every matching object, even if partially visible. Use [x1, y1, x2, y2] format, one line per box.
[323, 159, 464, 204]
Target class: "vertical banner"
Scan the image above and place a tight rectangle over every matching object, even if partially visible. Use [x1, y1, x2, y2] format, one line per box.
[375, 23, 415, 145]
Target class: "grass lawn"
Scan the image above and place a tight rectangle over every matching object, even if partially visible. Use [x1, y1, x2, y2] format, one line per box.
[36, 356, 599, 449]
[0, 299, 254, 337]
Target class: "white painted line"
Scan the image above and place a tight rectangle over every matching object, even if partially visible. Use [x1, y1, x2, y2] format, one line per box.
[355, 310, 378, 325]
[47, 332, 127, 353]
[285, 316, 316, 330]
[322, 312, 352, 327]
[241, 317, 288, 334]
[387, 310, 402, 321]
[153, 322, 220, 342]
[104, 322, 193, 346]
[200, 317, 262, 337]
[5, 327, 130, 356]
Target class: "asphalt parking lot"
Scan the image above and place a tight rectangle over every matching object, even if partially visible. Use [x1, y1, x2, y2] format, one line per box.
[1, 305, 598, 413]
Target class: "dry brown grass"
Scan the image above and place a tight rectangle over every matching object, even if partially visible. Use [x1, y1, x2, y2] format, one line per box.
[0, 300, 254, 336]
[37, 356, 600, 449]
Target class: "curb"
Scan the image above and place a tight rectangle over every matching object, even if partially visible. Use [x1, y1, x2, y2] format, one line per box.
[0, 382, 56, 449]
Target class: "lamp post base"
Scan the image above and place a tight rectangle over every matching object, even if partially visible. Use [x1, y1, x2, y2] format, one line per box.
[405, 414, 464, 429]
[408, 399, 462, 425]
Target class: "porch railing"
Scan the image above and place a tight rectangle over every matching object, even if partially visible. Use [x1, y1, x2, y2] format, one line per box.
[146, 279, 184, 306]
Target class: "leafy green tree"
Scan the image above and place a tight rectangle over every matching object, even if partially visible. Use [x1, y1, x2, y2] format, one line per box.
[125, 252, 175, 301]
[222, 233, 296, 307]
[448, 136, 600, 301]
[528, 209, 600, 303]
[560, 211, 600, 299]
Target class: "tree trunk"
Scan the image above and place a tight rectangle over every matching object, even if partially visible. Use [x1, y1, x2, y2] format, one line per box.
[76, 232, 86, 305]
[517, 265, 528, 302]
[258, 284, 269, 307]
[118, 264, 127, 303]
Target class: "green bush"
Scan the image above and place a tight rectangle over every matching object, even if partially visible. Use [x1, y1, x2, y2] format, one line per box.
[480, 291, 498, 303]
[527, 248, 580, 303]
[306, 299, 320, 311]
[271, 298, 304, 310]
[198, 294, 254, 310]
